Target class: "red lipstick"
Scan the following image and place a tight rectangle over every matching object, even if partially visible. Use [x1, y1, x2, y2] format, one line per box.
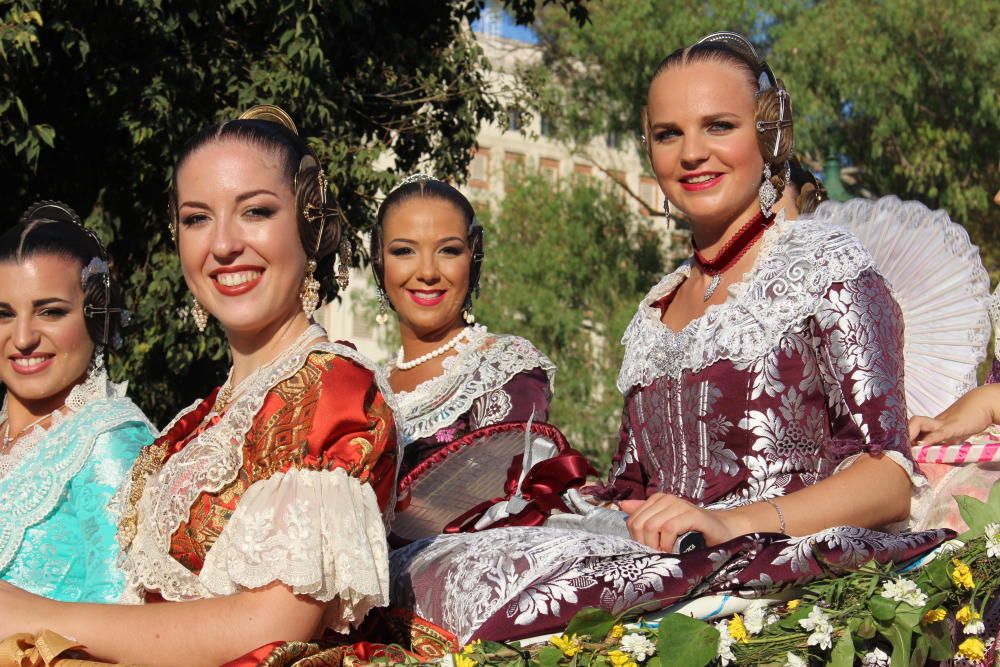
[407, 289, 447, 306]
[210, 265, 265, 297]
[9, 354, 54, 375]
[679, 172, 724, 192]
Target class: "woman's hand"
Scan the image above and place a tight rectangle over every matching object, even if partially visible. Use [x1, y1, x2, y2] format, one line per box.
[619, 493, 746, 551]
[908, 385, 1000, 446]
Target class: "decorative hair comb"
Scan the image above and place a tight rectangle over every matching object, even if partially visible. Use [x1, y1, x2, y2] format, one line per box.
[238, 104, 299, 135]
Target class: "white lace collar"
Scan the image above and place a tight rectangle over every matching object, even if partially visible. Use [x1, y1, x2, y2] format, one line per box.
[0, 364, 131, 478]
[617, 216, 874, 394]
[121, 324, 399, 601]
[388, 326, 556, 445]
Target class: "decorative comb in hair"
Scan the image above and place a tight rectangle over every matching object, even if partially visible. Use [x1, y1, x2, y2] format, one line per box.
[238, 104, 299, 135]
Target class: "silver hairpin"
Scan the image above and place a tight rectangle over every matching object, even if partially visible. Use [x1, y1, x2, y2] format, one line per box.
[393, 173, 437, 192]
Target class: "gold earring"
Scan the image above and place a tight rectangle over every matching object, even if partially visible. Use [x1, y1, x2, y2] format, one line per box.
[301, 259, 320, 318]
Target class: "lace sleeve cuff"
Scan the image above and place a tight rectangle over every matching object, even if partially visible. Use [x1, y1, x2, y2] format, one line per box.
[199, 467, 389, 632]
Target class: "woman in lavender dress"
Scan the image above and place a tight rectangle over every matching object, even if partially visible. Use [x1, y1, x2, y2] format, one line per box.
[389, 32, 947, 644]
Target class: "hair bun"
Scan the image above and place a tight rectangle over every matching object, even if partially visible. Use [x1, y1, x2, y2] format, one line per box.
[238, 105, 299, 135]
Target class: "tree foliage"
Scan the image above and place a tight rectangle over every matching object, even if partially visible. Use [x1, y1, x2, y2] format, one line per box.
[529, 0, 999, 275]
[0, 0, 586, 424]
[476, 169, 664, 462]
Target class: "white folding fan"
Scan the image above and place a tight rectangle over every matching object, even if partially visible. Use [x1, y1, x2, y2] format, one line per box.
[809, 195, 992, 418]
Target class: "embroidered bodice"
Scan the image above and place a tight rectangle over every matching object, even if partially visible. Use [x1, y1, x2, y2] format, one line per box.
[119, 325, 399, 633]
[0, 366, 153, 602]
[390, 327, 556, 474]
[604, 218, 922, 508]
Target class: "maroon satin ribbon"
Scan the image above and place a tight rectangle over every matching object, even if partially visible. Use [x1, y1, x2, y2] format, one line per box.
[443, 449, 594, 533]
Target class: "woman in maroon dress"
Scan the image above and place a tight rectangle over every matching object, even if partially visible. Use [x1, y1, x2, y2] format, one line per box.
[389, 32, 946, 644]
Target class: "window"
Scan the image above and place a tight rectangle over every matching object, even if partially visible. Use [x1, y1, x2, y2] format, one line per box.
[540, 113, 555, 137]
[606, 131, 622, 149]
[573, 163, 593, 178]
[539, 157, 560, 181]
[504, 151, 526, 191]
[639, 176, 663, 216]
[507, 109, 523, 131]
[469, 148, 490, 190]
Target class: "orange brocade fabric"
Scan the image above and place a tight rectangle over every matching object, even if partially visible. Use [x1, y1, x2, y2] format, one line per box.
[167, 351, 398, 574]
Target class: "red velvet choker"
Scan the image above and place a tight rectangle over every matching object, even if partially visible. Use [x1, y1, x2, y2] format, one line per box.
[691, 211, 775, 300]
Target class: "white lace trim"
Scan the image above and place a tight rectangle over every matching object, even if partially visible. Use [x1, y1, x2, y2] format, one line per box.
[201, 468, 389, 632]
[121, 324, 399, 609]
[0, 366, 150, 572]
[617, 216, 874, 393]
[391, 329, 556, 444]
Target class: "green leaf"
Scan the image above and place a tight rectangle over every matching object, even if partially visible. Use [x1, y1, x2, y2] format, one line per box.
[869, 596, 897, 622]
[538, 645, 564, 667]
[565, 607, 617, 640]
[778, 606, 811, 630]
[856, 616, 878, 639]
[909, 634, 929, 667]
[827, 632, 855, 667]
[656, 614, 719, 667]
[880, 619, 913, 667]
[955, 494, 992, 541]
[923, 618, 952, 661]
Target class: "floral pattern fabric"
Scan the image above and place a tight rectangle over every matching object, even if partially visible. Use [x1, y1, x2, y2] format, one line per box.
[389, 219, 948, 643]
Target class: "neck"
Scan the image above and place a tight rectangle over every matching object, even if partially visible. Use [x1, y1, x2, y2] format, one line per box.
[398, 319, 469, 363]
[226, 311, 315, 385]
[2, 379, 80, 434]
[690, 205, 763, 258]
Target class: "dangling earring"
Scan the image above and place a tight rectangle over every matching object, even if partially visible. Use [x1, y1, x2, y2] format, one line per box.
[191, 297, 208, 332]
[462, 295, 476, 324]
[336, 237, 351, 290]
[300, 259, 320, 319]
[375, 288, 390, 325]
[759, 163, 777, 216]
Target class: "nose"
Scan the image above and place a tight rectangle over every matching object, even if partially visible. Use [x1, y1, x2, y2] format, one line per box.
[415, 251, 440, 284]
[13, 316, 40, 351]
[679, 132, 709, 168]
[209, 212, 245, 260]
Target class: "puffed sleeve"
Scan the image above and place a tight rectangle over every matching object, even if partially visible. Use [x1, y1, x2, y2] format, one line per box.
[197, 353, 398, 632]
[812, 268, 924, 488]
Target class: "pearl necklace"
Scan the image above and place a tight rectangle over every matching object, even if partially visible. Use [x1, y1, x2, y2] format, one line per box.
[396, 326, 480, 370]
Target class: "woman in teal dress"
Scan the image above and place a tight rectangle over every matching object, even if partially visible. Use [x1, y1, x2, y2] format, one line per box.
[0, 201, 154, 602]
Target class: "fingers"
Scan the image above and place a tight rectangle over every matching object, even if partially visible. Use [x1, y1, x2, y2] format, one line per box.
[625, 493, 698, 552]
[908, 416, 940, 443]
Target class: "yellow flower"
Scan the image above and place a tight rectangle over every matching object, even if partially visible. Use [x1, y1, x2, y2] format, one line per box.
[787, 599, 801, 610]
[454, 654, 476, 667]
[956, 637, 986, 662]
[550, 633, 583, 657]
[922, 608, 947, 624]
[608, 650, 638, 667]
[956, 605, 980, 625]
[610, 624, 626, 639]
[951, 558, 975, 590]
[461, 640, 482, 655]
[728, 614, 750, 643]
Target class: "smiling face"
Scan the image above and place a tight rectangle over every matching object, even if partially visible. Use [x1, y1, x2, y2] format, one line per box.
[645, 60, 763, 228]
[0, 255, 94, 410]
[381, 197, 471, 340]
[175, 140, 307, 337]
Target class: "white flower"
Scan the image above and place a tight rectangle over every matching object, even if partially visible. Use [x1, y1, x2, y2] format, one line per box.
[783, 652, 807, 667]
[964, 619, 986, 635]
[715, 619, 735, 666]
[861, 647, 890, 667]
[880, 578, 928, 608]
[798, 606, 834, 650]
[620, 633, 656, 662]
[986, 523, 1000, 559]
[743, 600, 775, 635]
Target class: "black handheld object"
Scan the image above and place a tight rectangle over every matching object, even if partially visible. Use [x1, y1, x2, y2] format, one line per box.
[673, 531, 706, 554]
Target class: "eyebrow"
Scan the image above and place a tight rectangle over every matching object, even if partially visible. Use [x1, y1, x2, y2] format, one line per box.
[179, 189, 280, 209]
[650, 112, 741, 128]
[387, 236, 468, 245]
[0, 298, 72, 309]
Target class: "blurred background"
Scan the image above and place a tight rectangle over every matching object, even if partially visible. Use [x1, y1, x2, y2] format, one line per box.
[1, 0, 996, 464]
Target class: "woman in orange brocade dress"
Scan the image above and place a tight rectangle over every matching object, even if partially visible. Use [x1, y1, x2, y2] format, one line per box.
[0, 106, 419, 666]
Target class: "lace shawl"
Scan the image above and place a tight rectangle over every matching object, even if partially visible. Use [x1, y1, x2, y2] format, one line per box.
[391, 328, 556, 445]
[0, 369, 152, 573]
[617, 216, 874, 394]
[120, 326, 398, 630]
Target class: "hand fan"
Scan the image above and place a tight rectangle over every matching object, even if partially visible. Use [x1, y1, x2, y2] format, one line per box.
[810, 195, 991, 418]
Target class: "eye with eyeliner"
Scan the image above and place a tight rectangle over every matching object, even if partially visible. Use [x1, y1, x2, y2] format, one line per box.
[38, 307, 69, 318]
[389, 246, 415, 257]
[243, 206, 275, 220]
[439, 245, 466, 256]
[180, 212, 210, 227]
